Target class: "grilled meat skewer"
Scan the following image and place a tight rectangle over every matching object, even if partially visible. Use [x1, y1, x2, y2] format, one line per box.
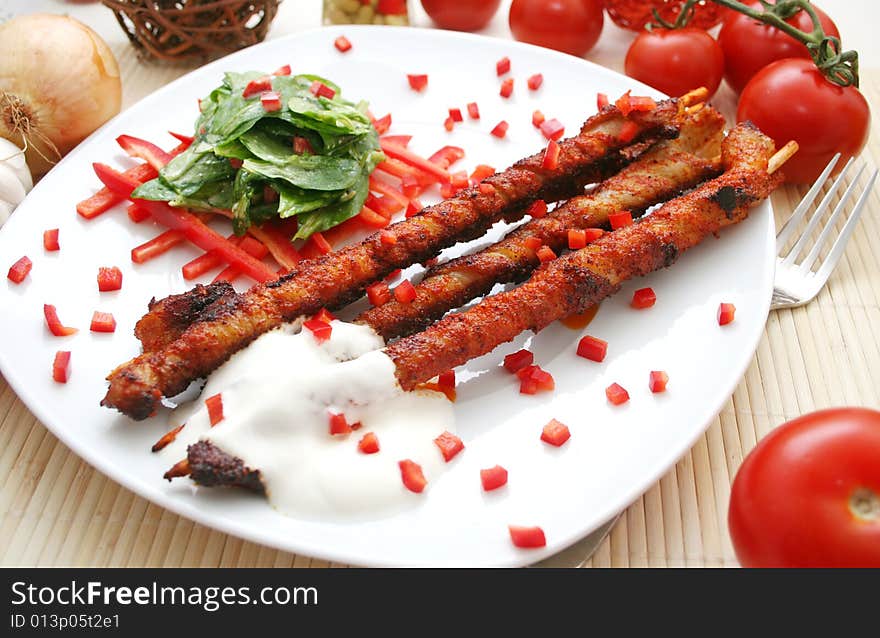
[105, 97, 693, 420]
[174, 122, 786, 490]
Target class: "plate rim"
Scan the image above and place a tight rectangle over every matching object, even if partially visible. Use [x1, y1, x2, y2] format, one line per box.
[0, 24, 776, 567]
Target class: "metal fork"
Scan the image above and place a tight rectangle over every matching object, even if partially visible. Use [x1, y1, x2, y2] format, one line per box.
[772, 154, 878, 309]
[539, 153, 878, 568]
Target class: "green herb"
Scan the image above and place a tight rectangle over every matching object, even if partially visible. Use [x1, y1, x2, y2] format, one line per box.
[133, 71, 383, 240]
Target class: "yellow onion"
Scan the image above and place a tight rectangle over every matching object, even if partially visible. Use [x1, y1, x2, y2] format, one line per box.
[0, 14, 122, 178]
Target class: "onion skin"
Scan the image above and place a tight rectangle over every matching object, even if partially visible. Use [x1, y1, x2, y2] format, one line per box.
[0, 14, 121, 178]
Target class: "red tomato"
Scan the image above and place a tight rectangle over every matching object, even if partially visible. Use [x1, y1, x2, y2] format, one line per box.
[737, 58, 870, 184]
[603, 0, 727, 31]
[624, 28, 725, 98]
[729, 408, 880, 567]
[509, 0, 604, 58]
[421, 0, 501, 31]
[719, 1, 839, 94]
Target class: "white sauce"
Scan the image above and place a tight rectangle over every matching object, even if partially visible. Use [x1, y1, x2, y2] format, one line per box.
[162, 321, 456, 521]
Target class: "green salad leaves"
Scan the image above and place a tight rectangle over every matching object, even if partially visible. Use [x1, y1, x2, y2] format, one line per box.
[133, 71, 384, 240]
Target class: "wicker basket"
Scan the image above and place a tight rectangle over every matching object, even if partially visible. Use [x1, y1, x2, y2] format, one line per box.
[101, 0, 282, 62]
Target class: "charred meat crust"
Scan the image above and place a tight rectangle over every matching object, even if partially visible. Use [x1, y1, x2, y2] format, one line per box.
[104, 100, 689, 420]
[187, 440, 264, 493]
[136, 282, 236, 352]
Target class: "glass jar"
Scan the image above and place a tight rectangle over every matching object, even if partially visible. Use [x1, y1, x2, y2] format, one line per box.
[323, 0, 410, 26]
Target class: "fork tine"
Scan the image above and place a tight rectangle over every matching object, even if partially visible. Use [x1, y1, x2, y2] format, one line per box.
[781, 156, 854, 264]
[798, 164, 867, 273]
[776, 153, 841, 251]
[813, 168, 878, 288]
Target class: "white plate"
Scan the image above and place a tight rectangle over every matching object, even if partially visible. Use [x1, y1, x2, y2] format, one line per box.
[0, 26, 774, 566]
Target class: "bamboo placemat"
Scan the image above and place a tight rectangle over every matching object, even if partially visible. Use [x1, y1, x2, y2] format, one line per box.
[1, 25, 878, 567]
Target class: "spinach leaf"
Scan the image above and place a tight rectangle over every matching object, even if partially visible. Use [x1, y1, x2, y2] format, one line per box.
[242, 155, 361, 191]
[294, 174, 369, 240]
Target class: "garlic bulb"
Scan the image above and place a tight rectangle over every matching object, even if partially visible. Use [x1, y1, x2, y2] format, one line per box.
[0, 137, 33, 226]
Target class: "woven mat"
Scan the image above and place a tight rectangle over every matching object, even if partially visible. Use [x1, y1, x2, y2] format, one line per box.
[1, 39, 878, 567]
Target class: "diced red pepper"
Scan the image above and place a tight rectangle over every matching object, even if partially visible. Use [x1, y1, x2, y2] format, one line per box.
[43, 304, 79, 337]
[407, 74, 428, 92]
[541, 418, 571, 447]
[334, 35, 352, 53]
[384, 269, 402, 281]
[438, 369, 455, 395]
[584, 228, 604, 243]
[261, 91, 282, 112]
[496, 56, 511, 76]
[500, 78, 514, 99]
[616, 91, 656, 116]
[399, 459, 427, 493]
[718, 302, 736, 326]
[304, 231, 332, 256]
[536, 245, 556, 263]
[522, 236, 542, 252]
[450, 170, 469, 191]
[52, 351, 70, 384]
[490, 121, 509, 139]
[526, 200, 547, 218]
[567, 228, 586, 250]
[97, 266, 123, 291]
[649, 370, 669, 393]
[229, 158, 244, 170]
[597, 92, 610, 110]
[310, 80, 336, 100]
[206, 393, 224, 426]
[434, 431, 464, 462]
[116, 134, 174, 171]
[380, 229, 397, 246]
[631, 287, 656, 309]
[449, 108, 463, 122]
[372, 114, 393, 136]
[509, 525, 546, 549]
[539, 118, 565, 141]
[444, 116, 455, 132]
[304, 318, 332, 343]
[428, 145, 466, 169]
[273, 64, 291, 76]
[532, 110, 545, 128]
[609, 210, 633, 229]
[367, 281, 392, 306]
[7, 256, 31, 284]
[527, 73, 544, 90]
[293, 136, 315, 155]
[131, 229, 185, 264]
[243, 76, 272, 98]
[394, 279, 417, 304]
[328, 411, 352, 435]
[358, 432, 380, 454]
[618, 120, 640, 143]
[470, 164, 495, 182]
[517, 365, 554, 395]
[480, 465, 508, 491]
[503, 349, 534, 374]
[439, 182, 455, 199]
[127, 203, 151, 223]
[43, 228, 60, 252]
[467, 102, 480, 119]
[606, 382, 630, 405]
[90, 311, 116, 333]
[405, 199, 423, 218]
[542, 140, 560, 170]
[576, 335, 607, 362]
[313, 307, 336, 324]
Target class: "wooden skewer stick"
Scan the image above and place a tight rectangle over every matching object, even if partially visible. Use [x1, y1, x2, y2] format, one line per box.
[680, 87, 710, 108]
[767, 141, 799, 175]
[163, 459, 191, 481]
[152, 423, 185, 453]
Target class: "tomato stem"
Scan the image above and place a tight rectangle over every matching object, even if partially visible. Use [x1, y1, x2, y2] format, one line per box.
[658, 0, 859, 87]
[850, 488, 879, 522]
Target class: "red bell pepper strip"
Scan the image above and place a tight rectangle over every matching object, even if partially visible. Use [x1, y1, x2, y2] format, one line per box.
[127, 203, 151, 223]
[372, 113, 392, 135]
[428, 145, 465, 169]
[93, 163, 276, 284]
[249, 224, 301, 270]
[206, 393, 224, 425]
[212, 236, 270, 283]
[299, 232, 332, 261]
[182, 234, 241, 280]
[359, 204, 392, 228]
[131, 229, 186, 264]
[369, 175, 409, 208]
[168, 131, 194, 145]
[379, 134, 411, 148]
[380, 140, 451, 183]
[116, 135, 175, 171]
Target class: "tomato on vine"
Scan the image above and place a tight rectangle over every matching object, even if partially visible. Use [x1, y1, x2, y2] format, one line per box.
[603, 0, 727, 31]
[719, 1, 840, 94]
[625, 27, 724, 98]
